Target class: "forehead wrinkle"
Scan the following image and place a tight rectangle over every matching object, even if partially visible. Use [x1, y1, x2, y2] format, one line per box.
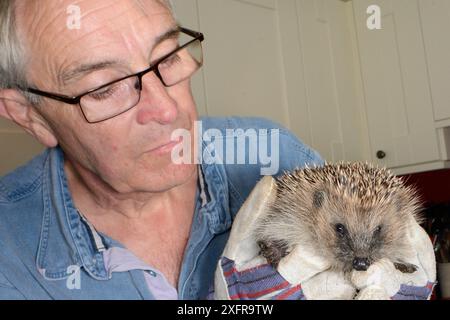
[16, 1, 66, 55]
[20, 0, 175, 91]
[56, 1, 133, 51]
[57, 30, 158, 88]
[31, 1, 140, 88]
[78, 0, 132, 28]
[58, 12, 176, 87]
[54, 27, 126, 87]
[19, 0, 62, 34]
[16, 1, 77, 87]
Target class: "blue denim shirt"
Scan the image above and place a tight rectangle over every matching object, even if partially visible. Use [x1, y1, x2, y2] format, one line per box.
[0, 117, 323, 300]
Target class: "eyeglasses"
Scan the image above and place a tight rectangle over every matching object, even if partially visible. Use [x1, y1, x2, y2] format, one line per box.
[23, 27, 204, 123]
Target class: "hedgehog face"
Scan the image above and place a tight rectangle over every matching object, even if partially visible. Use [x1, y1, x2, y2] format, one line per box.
[312, 187, 414, 273]
[269, 162, 421, 274]
[327, 214, 387, 273]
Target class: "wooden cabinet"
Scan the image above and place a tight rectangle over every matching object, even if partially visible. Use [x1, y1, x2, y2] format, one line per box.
[173, 0, 450, 174]
[352, 0, 442, 171]
[173, 0, 370, 163]
[419, 0, 450, 123]
[173, 0, 288, 126]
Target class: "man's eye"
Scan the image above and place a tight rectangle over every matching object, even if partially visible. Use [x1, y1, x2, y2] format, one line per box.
[88, 85, 118, 101]
[160, 53, 181, 69]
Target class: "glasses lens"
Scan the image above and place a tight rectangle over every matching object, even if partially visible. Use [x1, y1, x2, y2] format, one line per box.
[78, 36, 203, 123]
[158, 39, 203, 86]
[80, 76, 140, 123]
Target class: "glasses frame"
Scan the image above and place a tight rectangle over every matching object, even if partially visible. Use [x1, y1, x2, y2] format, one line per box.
[23, 27, 204, 123]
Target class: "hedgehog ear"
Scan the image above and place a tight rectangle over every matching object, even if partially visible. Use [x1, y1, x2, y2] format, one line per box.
[313, 190, 326, 209]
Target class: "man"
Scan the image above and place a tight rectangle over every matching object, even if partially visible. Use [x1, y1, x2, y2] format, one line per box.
[0, 0, 322, 299]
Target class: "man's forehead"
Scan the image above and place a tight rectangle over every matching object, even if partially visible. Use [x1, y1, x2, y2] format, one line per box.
[16, 0, 176, 86]
[60, 25, 180, 86]
[17, 0, 172, 32]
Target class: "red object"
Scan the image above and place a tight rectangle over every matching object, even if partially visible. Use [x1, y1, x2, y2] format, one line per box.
[400, 169, 450, 206]
[401, 169, 450, 300]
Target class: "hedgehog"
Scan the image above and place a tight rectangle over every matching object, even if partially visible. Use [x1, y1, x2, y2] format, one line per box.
[254, 162, 422, 274]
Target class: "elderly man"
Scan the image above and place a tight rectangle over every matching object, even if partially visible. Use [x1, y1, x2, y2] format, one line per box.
[0, 0, 322, 299]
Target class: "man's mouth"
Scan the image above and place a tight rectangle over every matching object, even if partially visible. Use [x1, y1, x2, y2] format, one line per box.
[145, 137, 183, 155]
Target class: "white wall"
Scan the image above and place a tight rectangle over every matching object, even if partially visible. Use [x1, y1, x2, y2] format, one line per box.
[0, 118, 45, 177]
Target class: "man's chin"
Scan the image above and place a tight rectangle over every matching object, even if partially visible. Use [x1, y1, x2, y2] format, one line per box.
[167, 162, 198, 182]
[143, 162, 198, 193]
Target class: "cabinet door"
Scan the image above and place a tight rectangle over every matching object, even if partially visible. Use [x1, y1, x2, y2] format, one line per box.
[419, 0, 450, 122]
[173, 0, 369, 163]
[282, 0, 370, 162]
[353, 0, 440, 168]
[173, 0, 289, 127]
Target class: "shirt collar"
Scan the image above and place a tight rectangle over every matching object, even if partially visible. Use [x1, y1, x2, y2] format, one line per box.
[36, 146, 108, 280]
[35, 144, 232, 281]
[195, 131, 235, 234]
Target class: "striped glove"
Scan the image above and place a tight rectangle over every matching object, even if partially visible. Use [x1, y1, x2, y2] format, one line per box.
[211, 175, 436, 300]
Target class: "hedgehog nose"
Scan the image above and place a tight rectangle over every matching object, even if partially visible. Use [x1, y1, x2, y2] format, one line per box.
[353, 257, 370, 271]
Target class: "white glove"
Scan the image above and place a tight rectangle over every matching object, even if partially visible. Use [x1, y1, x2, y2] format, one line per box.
[351, 218, 436, 300]
[213, 176, 355, 300]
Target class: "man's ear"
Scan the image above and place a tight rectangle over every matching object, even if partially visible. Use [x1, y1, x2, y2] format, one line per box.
[0, 89, 58, 148]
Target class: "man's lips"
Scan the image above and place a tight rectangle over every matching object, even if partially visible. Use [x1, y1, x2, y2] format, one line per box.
[145, 137, 183, 155]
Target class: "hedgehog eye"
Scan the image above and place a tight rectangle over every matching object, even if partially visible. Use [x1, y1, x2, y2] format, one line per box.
[374, 225, 382, 235]
[335, 223, 347, 237]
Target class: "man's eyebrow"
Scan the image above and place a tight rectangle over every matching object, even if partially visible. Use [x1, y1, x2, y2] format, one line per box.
[60, 60, 124, 85]
[154, 25, 180, 48]
[60, 25, 181, 86]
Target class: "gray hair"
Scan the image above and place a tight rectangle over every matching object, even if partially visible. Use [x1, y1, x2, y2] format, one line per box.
[0, 0, 174, 105]
[1, 1, 50, 105]
[0, 0, 38, 103]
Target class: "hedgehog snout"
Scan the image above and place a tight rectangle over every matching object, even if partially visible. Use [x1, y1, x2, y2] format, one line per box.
[352, 257, 371, 271]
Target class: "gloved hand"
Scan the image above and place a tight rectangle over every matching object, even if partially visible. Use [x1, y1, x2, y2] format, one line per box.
[211, 175, 437, 300]
[351, 218, 436, 300]
[212, 176, 356, 300]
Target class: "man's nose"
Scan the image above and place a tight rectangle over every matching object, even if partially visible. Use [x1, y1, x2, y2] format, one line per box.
[136, 73, 178, 125]
[352, 257, 370, 271]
